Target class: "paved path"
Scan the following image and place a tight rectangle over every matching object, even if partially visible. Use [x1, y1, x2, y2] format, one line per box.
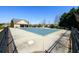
[10, 28, 70, 53]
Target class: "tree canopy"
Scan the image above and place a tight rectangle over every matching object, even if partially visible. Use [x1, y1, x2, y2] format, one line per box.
[10, 20, 14, 28]
[59, 7, 79, 30]
[0, 24, 4, 29]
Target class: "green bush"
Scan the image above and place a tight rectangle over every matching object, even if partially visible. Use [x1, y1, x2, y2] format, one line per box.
[0, 24, 4, 29]
[37, 24, 42, 27]
[48, 24, 55, 28]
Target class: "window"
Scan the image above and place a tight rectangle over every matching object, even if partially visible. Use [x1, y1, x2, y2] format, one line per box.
[20, 24, 24, 27]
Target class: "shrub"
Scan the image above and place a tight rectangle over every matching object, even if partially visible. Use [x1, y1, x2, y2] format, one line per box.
[49, 24, 55, 28]
[0, 24, 4, 29]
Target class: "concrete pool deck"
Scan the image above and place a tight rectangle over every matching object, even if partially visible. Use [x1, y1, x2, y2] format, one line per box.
[10, 28, 71, 53]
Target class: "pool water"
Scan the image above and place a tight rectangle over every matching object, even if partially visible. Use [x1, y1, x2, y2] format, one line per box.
[21, 28, 58, 36]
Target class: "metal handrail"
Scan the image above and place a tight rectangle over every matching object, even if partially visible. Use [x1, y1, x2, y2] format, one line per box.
[45, 31, 67, 53]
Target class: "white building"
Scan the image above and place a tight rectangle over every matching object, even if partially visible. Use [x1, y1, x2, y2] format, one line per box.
[11, 18, 29, 28]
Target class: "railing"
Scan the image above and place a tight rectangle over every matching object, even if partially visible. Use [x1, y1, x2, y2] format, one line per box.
[45, 31, 67, 53]
[70, 27, 79, 53]
[0, 27, 18, 53]
[45, 27, 79, 53]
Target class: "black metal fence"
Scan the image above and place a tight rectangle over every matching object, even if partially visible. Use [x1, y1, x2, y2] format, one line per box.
[0, 27, 18, 53]
[70, 27, 79, 53]
[45, 31, 67, 53]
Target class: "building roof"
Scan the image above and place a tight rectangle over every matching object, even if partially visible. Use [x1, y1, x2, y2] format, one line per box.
[11, 18, 29, 24]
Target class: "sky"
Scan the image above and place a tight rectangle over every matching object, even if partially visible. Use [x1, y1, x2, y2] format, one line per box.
[0, 6, 78, 24]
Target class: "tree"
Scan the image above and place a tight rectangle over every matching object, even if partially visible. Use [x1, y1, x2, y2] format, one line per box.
[49, 24, 55, 28]
[59, 7, 79, 30]
[77, 7, 79, 14]
[37, 24, 42, 27]
[69, 8, 77, 13]
[0, 24, 3, 29]
[10, 20, 14, 28]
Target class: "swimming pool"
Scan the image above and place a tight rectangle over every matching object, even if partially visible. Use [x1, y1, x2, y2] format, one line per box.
[21, 28, 58, 36]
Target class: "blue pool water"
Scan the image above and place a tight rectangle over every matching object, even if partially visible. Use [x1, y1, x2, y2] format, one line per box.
[21, 28, 58, 36]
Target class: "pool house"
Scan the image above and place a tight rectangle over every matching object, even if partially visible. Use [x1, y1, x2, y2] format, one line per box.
[11, 18, 29, 28]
